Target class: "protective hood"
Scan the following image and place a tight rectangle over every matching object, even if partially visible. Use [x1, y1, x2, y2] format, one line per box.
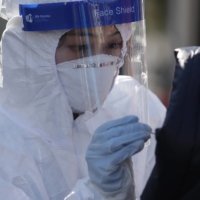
[0, 0, 78, 20]
[0, 16, 74, 142]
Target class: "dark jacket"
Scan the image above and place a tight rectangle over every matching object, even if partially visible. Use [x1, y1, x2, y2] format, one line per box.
[141, 47, 200, 200]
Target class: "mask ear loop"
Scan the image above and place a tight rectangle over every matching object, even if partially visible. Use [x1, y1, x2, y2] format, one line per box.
[126, 42, 133, 62]
[121, 36, 135, 76]
[109, 55, 122, 91]
[92, 56, 121, 115]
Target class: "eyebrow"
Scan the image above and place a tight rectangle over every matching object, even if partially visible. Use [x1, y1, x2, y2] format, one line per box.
[67, 30, 120, 37]
[108, 31, 121, 37]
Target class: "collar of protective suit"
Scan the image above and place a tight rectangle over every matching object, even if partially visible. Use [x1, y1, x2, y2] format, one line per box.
[0, 16, 166, 199]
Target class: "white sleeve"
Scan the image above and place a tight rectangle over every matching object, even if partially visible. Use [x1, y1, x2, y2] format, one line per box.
[0, 110, 100, 200]
[0, 141, 102, 200]
[0, 142, 50, 200]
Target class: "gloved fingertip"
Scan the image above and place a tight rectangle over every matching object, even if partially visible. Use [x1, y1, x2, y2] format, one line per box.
[125, 115, 139, 123]
[94, 115, 139, 133]
[142, 123, 152, 132]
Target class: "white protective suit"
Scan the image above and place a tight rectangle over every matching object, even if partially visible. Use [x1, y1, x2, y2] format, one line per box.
[0, 15, 166, 200]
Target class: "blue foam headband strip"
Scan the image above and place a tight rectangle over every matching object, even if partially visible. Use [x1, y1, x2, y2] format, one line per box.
[19, 0, 143, 31]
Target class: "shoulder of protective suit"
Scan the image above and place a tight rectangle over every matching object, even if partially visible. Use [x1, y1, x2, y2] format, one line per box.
[115, 75, 166, 131]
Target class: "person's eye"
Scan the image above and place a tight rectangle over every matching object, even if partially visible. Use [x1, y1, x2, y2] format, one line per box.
[73, 45, 89, 52]
[108, 42, 123, 49]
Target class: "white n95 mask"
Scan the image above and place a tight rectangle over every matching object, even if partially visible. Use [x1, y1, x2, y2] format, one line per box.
[57, 54, 119, 113]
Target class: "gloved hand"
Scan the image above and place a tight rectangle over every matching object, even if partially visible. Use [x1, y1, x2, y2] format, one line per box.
[86, 115, 151, 200]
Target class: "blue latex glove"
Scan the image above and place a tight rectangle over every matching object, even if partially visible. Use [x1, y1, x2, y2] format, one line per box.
[86, 115, 151, 200]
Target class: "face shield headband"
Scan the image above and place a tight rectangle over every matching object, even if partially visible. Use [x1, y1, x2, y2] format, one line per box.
[19, 0, 144, 31]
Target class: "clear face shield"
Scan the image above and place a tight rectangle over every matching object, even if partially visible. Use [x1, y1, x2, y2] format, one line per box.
[18, 0, 147, 124]
[1, 0, 148, 124]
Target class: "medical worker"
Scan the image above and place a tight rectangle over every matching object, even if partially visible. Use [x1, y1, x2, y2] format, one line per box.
[0, 0, 166, 199]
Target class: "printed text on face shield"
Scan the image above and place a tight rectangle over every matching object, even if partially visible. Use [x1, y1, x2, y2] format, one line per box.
[94, 6, 135, 17]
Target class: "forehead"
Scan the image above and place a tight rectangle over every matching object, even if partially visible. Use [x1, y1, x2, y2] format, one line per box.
[67, 25, 119, 37]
